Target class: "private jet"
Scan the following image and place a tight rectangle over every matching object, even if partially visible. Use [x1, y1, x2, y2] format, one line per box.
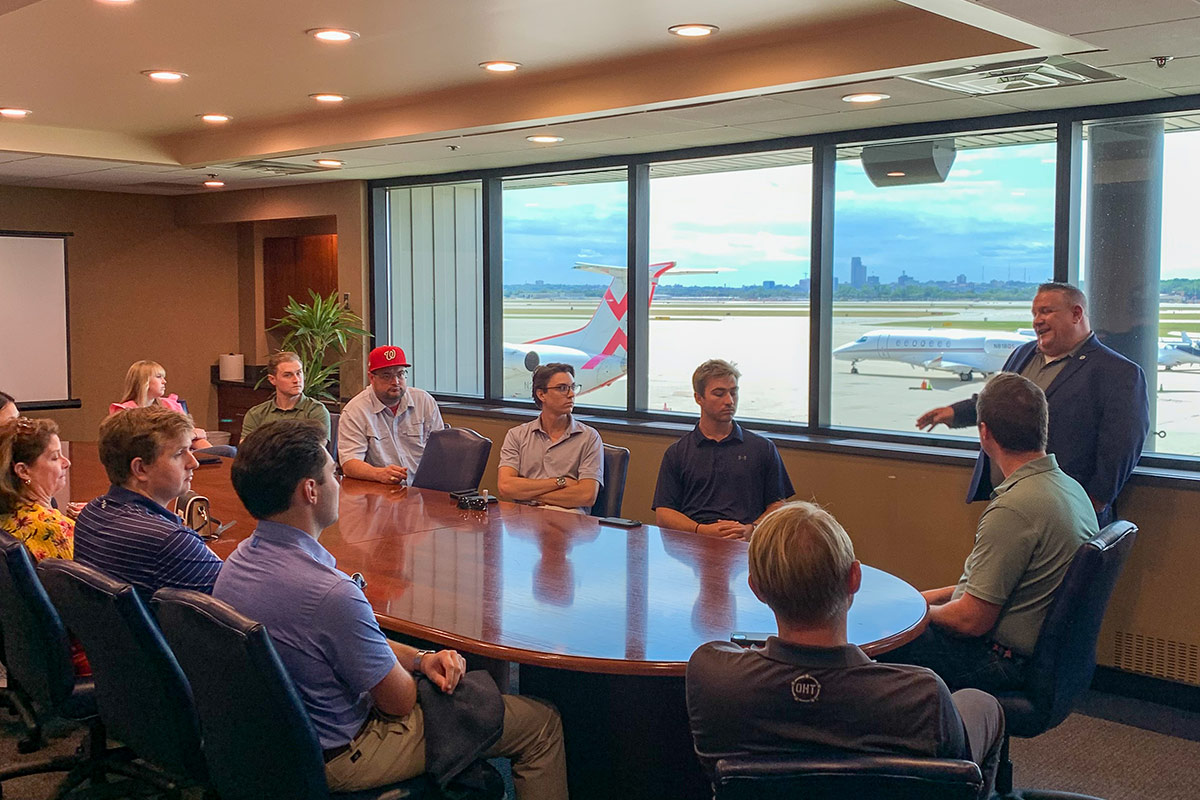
[1160, 332, 1200, 370]
[833, 328, 1033, 381]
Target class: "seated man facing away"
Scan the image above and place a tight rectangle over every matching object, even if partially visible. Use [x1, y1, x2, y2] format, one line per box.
[75, 405, 222, 600]
[654, 359, 793, 539]
[687, 501, 1003, 799]
[216, 420, 566, 797]
[498, 363, 603, 513]
[338, 345, 444, 485]
[239, 350, 331, 441]
[883, 373, 1098, 693]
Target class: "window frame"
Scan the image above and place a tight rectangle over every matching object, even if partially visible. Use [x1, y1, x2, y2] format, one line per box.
[368, 92, 1200, 476]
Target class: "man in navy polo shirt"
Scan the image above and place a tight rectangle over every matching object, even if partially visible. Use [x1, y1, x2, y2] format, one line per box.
[75, 405, 222, 600]
[653, 359, 794, 539]
[215, 420, 567, 797]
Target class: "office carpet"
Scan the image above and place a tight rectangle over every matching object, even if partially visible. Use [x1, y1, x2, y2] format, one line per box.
[3, 686, 1199, 799]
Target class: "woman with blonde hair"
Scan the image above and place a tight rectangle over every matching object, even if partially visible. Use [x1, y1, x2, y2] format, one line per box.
[0, 416, 90, 674]
[109, 360, 213, 449]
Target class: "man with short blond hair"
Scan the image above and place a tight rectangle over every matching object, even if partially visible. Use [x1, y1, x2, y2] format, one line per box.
[653, 359, 792, 539]
[687, 501, 1003, 799]
[75, 405, 222, 601]
[239, 351, 331, 441]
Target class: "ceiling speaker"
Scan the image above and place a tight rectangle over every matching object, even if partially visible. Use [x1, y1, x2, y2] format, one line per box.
[861, 139, 956, 187]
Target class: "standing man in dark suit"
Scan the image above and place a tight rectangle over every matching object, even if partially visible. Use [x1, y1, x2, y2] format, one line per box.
[918, 282, 1148, 525]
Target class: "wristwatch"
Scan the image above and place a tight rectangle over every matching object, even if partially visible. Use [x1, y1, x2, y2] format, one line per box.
[413, 649, 434, 673]
[555, 476, 567, 488]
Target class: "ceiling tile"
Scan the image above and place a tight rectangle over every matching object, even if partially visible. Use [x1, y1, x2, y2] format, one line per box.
[0, 156, 126, 178]
[659, 97, 821, 126]
[980, 0, 1200, 36]
[772, 77, 967, 112]
[740, 97, 1021, 136]
[1068, 17, 1200, 68]
[1103, 55, 1200, 89]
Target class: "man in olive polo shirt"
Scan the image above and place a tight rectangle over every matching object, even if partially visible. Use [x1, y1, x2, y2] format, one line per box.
[240, 351, 331, 442]
[886, 373, 1097, 693]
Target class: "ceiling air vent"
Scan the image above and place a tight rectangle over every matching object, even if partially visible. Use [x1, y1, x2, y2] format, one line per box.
[900, 57, 1120, 96]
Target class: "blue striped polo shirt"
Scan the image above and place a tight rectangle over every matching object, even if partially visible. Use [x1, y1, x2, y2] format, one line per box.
[74, 485, 223, 601]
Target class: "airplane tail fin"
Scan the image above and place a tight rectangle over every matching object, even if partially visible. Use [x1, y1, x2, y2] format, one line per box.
[526, 261, 678, 353]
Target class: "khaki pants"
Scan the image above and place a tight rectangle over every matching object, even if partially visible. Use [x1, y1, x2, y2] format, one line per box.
[325, 695, 567, 800]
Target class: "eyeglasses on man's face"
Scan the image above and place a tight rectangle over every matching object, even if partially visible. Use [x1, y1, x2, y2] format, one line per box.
[332, 463, 345, 483]
[545, 383, 582, 396]
[372, 369, 408, 383]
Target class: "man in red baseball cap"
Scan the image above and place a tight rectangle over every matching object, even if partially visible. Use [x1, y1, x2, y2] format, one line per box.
[337, 345, 444, 484]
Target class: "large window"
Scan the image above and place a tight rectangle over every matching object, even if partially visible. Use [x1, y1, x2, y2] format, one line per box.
[501, 170, 628, 409]
[370, 99, 1200, 472]
[829, 131, 1057, 436]
[1079, 117, 1200, 457]
[383, 181, 483, 396]
[647, 152, 812, 422]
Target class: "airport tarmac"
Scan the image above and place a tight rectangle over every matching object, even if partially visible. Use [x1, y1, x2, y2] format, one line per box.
[503, 300, 1200, 457]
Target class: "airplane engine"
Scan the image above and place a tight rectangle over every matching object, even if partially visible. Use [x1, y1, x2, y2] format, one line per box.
[524, 350, 540, 372]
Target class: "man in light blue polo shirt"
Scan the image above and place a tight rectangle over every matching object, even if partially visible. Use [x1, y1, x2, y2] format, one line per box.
[498, 362, 603, 513]
[338, 345, 443, 485]
[884, 373, 1097, 693]
[215, 420, 566, 797]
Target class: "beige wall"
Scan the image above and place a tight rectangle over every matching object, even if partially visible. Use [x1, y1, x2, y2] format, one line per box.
[5, 180, 369, 442]
[0, 185, 241, 442]
[445, 409, 1200, 683]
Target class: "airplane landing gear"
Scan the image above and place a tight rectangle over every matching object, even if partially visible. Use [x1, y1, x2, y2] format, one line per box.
[850, 362, 859, 374]
[959, 371, 973, 382]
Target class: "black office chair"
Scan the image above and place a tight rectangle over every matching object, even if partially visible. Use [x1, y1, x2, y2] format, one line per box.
[590, 444, 630, 518]
[0, 627, 41, 753]
[992, 520, 1138, 800]
[328, 411, 341, 459]
[152, 587, 428, 800]
[411, 427, 492, 492]
[0, 533, 135, 794]
[713, 752, 983, 800]
[36, 558, 209, 793]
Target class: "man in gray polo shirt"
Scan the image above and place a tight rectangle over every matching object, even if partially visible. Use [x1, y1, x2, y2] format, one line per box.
[498, 362, 603, 513]
[338, 345, 444, 485]
[216, 420, 567, 797]
[239, 351, 331, 442]
[687, 501, 1002, 799]
[887, 373, 1097, 692]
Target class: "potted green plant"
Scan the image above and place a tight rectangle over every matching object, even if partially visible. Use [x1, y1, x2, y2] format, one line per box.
[266, 290, 370, 402]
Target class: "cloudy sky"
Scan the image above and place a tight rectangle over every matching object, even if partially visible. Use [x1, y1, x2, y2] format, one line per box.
[500, 130, 1199, 288]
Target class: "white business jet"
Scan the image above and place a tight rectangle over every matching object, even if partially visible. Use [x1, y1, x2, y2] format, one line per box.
[1159, 332, 1200, 370]
[833, 328, 1034, 381]
[502, 261, 717, 397]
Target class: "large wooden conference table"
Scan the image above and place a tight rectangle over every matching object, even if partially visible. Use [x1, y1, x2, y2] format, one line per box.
[63, 443, 928, 800]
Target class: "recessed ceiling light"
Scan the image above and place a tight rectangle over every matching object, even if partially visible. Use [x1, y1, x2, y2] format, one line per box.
[309, 93, 347, 103]
[0, 108, 32, 119]
[142, 69, 188, 82]
[479, 61, 521, 73]
[307, 28, 360, 42]
[314, 159, 344, 167]
[203, 174, 225, 188]
[886, 171, 906, 177]
[843, 92, 891, 104]
[668, 23, 719, 37]
[526, 135, 564, 144]
[198, 113, 231, 124]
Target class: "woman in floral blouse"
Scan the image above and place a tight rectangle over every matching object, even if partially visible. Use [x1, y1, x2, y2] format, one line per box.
[0, 416, 89, 674]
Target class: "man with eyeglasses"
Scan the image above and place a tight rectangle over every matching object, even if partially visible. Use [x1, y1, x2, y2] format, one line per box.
[498, 362, 604, 513]
[338, 345, 444, 484]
